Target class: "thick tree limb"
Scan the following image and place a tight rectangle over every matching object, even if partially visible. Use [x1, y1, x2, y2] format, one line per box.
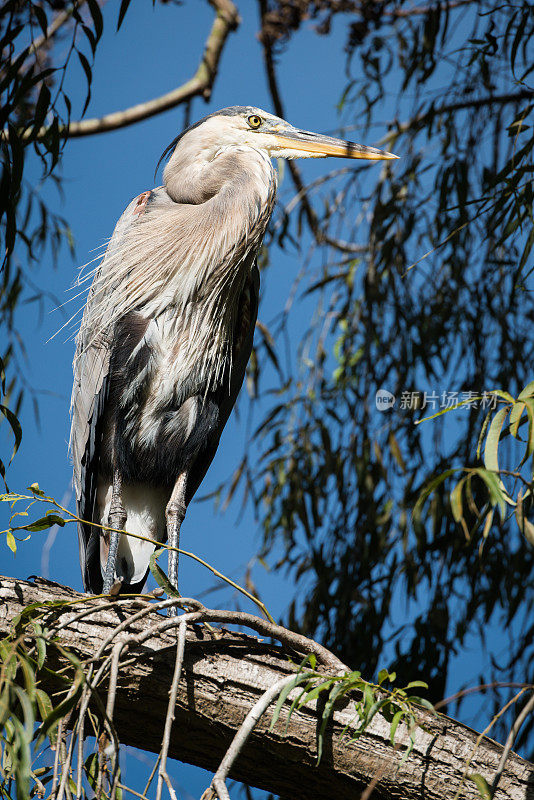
[0, 575, 533, 800]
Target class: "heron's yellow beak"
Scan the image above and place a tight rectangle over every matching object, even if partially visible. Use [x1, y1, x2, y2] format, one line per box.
[270, 127, 398, 161]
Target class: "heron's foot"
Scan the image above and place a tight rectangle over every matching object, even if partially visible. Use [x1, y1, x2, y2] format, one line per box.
[108, 579, 123, 597]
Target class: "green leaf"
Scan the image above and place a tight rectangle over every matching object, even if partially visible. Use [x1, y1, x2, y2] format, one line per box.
[269, 673, 311, 732]
[21, 514, 65, 533]
[407, 696, 436, 713]
[483, 406, 509, 473]
[468, 773, 492, 799]
[413, 469, 459, 521]
[6, 530, 16, 553]
[148, 548, 179, 599]
[477, 408, 495, 460]
[117, 0, 133, 30]
[35, 669, 84, 747]
[388, 432, 406, 473]
[318, 681, 351, 764]
[510, 402, 526, 439]
[87, 0, 104, 40]
[35, 690, 52, 725]
[488, 390, 514, 404]
[515, 490, 534, 547]
[32, 82, 51, 138]
[482, 508, 494, 540]
[18, 655, 35, 701]
[33, 623, 47, 670]
[520, 398, 534, 464]
[377, 668, 388, 685]
[0, 404, 22, 461]
[518, 381, 534, 401]
[13, 685, 35, 737]
[85, 753, 99, 790]
[10, 714, 31, 797]
[415, 396, 481, 424]
[390, 709, 405, 745]
[297, 679, 334, 708]
[284, 678, 333, 734]
[450, 477, 466, 523]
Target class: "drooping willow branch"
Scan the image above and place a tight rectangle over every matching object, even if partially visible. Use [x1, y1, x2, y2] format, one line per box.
[3, 0, 240, 144]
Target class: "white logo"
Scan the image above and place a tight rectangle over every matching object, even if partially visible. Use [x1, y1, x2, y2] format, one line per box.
[376, 389, 395, 411]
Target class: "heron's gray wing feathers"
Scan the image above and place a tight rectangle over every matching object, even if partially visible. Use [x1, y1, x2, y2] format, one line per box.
[186, 260, 260, 504]
[71, 191, 155, 590]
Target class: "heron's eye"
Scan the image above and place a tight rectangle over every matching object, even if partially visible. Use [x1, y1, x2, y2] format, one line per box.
[247, 115, 263, 129]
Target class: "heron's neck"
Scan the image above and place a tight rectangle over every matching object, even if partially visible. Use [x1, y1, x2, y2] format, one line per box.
[164, 145, 274, 206]
[83, 149, 276, 364]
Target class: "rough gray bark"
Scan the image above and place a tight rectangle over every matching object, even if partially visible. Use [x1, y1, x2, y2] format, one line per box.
[0, 574, 532, 800]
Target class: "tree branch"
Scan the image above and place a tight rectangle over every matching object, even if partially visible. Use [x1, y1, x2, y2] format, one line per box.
[386, 0, 475, 18]
[381, 89, 534, 143]
[30, 0, 239, 141]
[1, 575, 533, 800]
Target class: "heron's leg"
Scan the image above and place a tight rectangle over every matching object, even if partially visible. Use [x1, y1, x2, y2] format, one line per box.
[103, 470, 126, 595]
[165, 472, 187, 615]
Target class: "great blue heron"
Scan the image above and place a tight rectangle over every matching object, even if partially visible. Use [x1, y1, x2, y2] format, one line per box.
[71, 106, 397, 600]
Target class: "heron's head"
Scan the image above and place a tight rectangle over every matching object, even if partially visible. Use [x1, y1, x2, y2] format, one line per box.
[161, 106, 398, 169]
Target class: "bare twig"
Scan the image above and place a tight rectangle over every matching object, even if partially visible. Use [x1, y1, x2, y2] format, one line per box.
[452, 687, 529, 800]
[435, 681, 534, 711]
[56, 721, 78, 800]
[76, 710, 84, 798]
[155, 619, 187, 800]
[386, 0, 474, 17]
[129, 606, 349, 674]
[104, 641, 128, 797]
[117, 783, 151, 800]
[50, 679, 82, 800]
[207, 674, 297, 800]
[143, 753, 161, 798]
[50, 717, 64, 799]
[491, 690, 534, 796]
[105, 641, 127, 722]
[380, 90, 534, 145]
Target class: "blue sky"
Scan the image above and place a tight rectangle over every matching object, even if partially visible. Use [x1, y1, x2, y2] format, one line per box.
[1, 1, 526, 795]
